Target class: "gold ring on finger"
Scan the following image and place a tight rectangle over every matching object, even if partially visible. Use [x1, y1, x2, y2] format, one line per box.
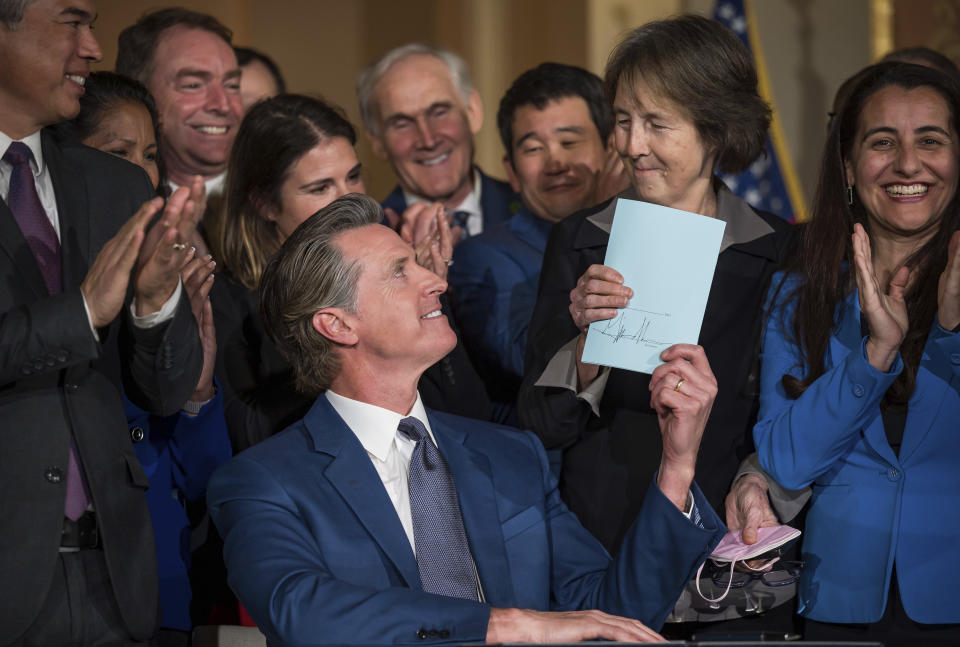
[674, 378, 685, 392]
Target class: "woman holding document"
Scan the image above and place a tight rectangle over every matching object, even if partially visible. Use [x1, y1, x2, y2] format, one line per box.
[752, 61, 960, 645]
[519, 15, 795, 633]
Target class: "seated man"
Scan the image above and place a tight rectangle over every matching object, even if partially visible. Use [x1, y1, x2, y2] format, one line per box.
[208, 194, 724, 645]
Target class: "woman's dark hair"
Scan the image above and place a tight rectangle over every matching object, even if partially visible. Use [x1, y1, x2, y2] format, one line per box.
[782, 61, 960, 404]
[217, 93, 357, 289]
[882, 46, 960, 81]
[603, 14, 770, 174]
[234, 46, 287, 94]
[66, 71, 166, 194]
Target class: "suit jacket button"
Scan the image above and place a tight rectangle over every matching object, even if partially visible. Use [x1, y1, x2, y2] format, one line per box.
[57, 350, 69, 362]
[33, 360, 44, 370]
[21, 366, 32, 375]
[45, 467, 64, 483]
[130, 426, 146, 443]
[416, 629, 429, 640]
[65, 383, 79, 392]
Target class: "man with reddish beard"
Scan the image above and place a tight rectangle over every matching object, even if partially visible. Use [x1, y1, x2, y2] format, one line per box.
[0, 0, 202, 643]
[208, 194, 724, 646]
[448, 63, 626, 406]
[358, 43, 521, 241]
[117, 8, 242, 200]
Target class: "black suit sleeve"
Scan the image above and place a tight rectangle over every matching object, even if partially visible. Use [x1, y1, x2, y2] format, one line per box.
[518, 217, 595, 449]
[120, 289, 203, 417]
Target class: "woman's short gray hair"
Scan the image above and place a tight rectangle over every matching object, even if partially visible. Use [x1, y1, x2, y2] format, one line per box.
[259, 194, 381, 394]
[357, 43, 473, 135]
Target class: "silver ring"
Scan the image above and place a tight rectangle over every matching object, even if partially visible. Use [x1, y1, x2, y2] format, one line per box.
[443, 258, 454, 267]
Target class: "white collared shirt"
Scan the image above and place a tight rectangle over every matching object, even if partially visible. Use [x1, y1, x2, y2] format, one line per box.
[167, 171, 226, 200]
[325, 389, 437, 552]
[403, 169, 483, 236]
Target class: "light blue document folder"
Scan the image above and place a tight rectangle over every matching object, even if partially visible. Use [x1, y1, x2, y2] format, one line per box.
[580, 198, 726, 374]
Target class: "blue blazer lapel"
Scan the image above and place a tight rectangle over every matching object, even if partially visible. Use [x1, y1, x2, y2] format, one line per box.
[898, 338, 950, 462]
[830, 291, 899, 466]
[304, 397, 422, 590]
[430, 414, 516, 607]
[509, 209, 551, 255]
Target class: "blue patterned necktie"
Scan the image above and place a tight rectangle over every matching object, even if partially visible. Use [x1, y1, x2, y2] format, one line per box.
[398, 416, 478, 600]
[4, 142, 91, 521]
[449, 210, 472, 239]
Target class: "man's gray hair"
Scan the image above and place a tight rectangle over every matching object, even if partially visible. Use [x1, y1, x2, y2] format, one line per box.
[0, 0, 33, 29]
[357, 43, 473, 135]
[259, 194, 381, 394]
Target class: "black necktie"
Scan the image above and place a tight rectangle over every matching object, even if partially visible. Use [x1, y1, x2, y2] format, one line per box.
[398, 416, 478, 600]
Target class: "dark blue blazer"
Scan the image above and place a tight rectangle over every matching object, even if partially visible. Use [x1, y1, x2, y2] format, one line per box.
[448, 208, 551, 399]
[125, 387, 232, 631]
[208, 396, 724, 646]
[381, 168, 520, 231]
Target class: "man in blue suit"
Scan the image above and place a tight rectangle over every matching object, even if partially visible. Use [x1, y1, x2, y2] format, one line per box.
[208, 194, 724, 645]
[449, 63, 626, 404]
[357, 43, 520, 239]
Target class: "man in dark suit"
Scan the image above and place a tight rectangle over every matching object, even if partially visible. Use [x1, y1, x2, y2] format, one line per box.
[208, 194, 725, 645]
[0, 0, 202, 643]
[357, 43, 520, 240]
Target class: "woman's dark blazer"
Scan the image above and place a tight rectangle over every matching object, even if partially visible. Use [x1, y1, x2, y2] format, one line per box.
[519, 187, 795, 552]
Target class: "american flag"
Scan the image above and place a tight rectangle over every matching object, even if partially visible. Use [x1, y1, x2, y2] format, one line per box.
[713, 0, 807, 222]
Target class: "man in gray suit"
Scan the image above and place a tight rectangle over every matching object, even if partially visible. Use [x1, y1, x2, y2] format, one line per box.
[0, 0, 202, 643]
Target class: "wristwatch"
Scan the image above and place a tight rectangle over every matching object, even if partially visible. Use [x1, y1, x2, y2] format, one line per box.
[183, 385, 216, 415]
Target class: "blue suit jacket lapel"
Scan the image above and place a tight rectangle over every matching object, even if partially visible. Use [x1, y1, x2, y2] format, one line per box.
[509, 209, 551, 256]
[304, 397, 422, 590]
[830, 291, 899, 466]
[430, 413, 516, 607]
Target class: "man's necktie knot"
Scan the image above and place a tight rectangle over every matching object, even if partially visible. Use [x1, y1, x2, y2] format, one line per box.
[449, 210, 471, 239]
[3, 140, 61, 295]
[3, 141, 32, 167]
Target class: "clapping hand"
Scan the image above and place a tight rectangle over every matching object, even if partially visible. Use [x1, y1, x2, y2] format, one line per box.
[938, 229, 960, 331]
[410, 204, 455, 282]
[181, 249, 217, 403]
[852, 223, 910, 371]
[134, 186, 199, 316]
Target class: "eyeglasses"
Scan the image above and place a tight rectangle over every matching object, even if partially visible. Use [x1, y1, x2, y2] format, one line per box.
[709, 560, 804, 589]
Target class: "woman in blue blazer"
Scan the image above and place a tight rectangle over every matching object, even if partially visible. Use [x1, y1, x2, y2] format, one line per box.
[754, 62, 960, 646]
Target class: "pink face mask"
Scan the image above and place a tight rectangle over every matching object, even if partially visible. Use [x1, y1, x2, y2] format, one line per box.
[695, 524, 802, 603]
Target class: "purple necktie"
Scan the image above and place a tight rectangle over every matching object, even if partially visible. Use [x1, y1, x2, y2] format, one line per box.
[4, 141, 89, 520]
[3, 142, 61, 294]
